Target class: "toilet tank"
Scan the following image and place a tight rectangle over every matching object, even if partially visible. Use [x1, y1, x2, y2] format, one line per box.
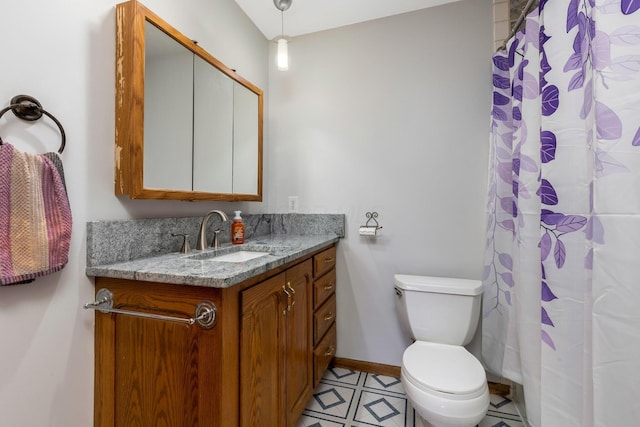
[394, 275, 483, 346]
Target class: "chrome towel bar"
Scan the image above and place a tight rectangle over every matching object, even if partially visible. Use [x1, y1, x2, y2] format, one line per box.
[84, 288, 217, 329]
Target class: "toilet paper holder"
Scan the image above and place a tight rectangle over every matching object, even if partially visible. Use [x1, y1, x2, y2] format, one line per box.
[359, 212, 382, 236]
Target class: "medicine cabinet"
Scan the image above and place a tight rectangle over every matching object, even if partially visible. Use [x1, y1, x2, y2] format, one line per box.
[115, 0, 263, 201]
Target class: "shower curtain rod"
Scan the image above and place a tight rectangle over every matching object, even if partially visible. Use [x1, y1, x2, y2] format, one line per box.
[496, 0, 537, 51]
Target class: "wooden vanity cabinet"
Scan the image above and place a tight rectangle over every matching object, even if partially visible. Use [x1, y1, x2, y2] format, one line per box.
[93, 244, 336, 427]
[240, 259, 313, 427]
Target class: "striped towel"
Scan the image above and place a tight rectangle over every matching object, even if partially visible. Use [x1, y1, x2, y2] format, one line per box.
[0, 142, 72, 285]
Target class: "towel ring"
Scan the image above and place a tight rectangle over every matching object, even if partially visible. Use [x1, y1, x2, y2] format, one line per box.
[0, 95, 66, 154]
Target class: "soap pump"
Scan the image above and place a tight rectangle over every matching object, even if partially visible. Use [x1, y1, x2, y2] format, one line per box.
[231, 211, 245, 245]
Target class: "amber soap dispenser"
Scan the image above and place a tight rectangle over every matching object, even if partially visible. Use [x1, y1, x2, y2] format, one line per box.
[231, 210, 245, 244]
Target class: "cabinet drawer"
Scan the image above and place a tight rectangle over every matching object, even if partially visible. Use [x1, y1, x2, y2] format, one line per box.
[313, 246, 336, 278]
[313, 323, 336, 387]
[314, 293, 336, 345]
[313, 269, 336, 310]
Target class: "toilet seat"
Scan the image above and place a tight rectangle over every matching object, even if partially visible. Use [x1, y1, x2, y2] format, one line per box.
[402, 341, 487, 399]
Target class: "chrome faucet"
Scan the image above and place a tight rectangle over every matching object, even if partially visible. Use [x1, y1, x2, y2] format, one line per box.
[197, 210, 229, 250]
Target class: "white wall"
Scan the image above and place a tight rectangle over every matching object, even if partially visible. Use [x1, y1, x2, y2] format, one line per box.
[0, 1, 267, 426]
[0, 0, 491, 425]
[266, 0, 493, 365]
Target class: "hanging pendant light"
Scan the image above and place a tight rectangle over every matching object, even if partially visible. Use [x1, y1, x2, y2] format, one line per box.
[273, 0, 292, 71]
[276, 39, 288, 70]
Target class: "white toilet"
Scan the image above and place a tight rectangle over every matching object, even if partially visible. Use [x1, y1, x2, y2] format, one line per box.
[394, 274, 489, 427]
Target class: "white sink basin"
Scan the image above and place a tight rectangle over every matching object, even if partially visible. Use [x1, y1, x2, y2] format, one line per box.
[209, 250, 270, 262]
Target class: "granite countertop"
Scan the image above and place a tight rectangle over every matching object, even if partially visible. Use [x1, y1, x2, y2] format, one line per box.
[85, 234, 339, 288]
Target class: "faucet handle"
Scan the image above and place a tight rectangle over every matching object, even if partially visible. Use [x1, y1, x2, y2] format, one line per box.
[172, 233, 191, 254]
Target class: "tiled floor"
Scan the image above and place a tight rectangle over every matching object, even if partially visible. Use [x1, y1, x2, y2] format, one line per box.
[297, 367, 525, 427]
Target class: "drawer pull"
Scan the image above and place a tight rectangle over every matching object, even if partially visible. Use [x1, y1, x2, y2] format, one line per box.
[323, 282, 335, 291]
[324, 346, 335, 357]
[323, 257, 335, 264]
[287, 282, 296, 310]
[282, 285, 292, 315]
[323, 312, 334, 321]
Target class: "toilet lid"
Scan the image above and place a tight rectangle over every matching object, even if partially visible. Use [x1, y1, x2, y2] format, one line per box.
[403, 342, 486, 396]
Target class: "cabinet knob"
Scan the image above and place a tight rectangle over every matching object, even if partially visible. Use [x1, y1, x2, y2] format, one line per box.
[323, 312, 334, 322]
[324, 346, 335, 357]
[323, 282, 334, 291]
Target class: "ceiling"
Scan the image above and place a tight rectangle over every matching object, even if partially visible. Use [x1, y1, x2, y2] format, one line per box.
[233, 0, 463, 41]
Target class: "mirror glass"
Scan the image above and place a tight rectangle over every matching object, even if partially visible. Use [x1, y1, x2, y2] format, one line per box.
[144, 22, 194, 191]
[115, 0, 263, 201]
[233, 83, 259, 194]
[193, 54, 234, 193]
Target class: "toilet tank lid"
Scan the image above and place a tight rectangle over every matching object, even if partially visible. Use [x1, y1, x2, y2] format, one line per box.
[394, 275, 482, 296]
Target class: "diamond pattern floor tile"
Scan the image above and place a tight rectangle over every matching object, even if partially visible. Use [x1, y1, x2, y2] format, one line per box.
[304, 382, 356, 420]
[297, 414, 346, 427]
[298, 368, 525, 427]
[479, 415, 526, 427]
[363, 374, 405, 394]
[489, 394, 521, 417]
[324, 367, 363, 385]
[353, 391, 407, 426]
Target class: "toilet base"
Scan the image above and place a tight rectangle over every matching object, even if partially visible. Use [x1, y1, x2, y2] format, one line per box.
[403, 369, 489, 427]
[415, 414, 431, 427]
[415, 413, 468, 427]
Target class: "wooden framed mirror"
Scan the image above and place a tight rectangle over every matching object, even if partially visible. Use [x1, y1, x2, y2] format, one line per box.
[115, 0, 263, 201]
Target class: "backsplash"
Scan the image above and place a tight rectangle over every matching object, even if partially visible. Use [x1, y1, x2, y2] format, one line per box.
[86, 213, 345, 267]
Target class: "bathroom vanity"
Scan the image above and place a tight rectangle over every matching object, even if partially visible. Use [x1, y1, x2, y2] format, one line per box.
[86, 217, 341, 427]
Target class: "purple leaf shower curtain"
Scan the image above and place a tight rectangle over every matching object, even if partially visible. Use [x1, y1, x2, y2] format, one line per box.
[482, 1, 640, 426]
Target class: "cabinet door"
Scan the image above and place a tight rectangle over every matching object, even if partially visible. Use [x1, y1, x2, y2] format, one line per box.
[94, 279, 219, 427]
[240, 274, 286, 427]
[113, 316, 200, 425]
[284, 260, 313, 426]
